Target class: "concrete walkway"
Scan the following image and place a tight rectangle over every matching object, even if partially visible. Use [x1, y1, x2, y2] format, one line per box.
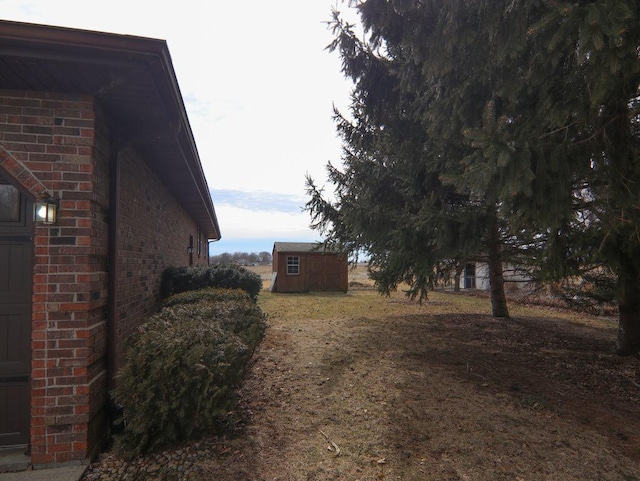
[0, 450, 86, 481]
[0, 465, 87, 481]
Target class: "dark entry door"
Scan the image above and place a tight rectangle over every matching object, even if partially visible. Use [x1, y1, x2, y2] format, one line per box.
[0, 180, 32, 448]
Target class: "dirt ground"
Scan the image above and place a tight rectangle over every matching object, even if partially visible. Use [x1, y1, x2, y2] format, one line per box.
[191, 265, 639, 480]
[85, 265, 640, 480]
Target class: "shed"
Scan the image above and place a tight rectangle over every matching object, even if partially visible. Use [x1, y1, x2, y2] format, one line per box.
[270, 242, 348, 293]
[0, 20, 220, 468]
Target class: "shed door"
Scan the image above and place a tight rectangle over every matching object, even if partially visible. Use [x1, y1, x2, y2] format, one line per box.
[0, 181, 32, 448]
[307, 256, 334, 291]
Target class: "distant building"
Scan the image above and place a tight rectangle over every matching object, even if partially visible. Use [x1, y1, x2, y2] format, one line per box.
[458, 262, 534, 292]
[270, 242, 348, 293]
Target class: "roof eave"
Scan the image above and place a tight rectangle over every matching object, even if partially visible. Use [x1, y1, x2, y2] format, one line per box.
[0, 19, 221, 241]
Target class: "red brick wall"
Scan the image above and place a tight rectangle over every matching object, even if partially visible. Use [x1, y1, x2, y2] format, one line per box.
[0, 89, 107, 466]
[0, 89, 210, 466]
[112, 144, 208, 373]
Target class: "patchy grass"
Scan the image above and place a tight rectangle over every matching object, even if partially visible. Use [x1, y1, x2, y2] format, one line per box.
[205, 274, 639, 480]
[86, 265, 640, 480]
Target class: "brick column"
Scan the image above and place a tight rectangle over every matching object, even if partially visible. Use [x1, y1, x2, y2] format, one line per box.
[0, 89, 108, 465]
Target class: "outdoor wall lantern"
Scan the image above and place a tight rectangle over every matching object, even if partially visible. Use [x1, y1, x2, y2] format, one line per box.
[34, 197, 58, 224]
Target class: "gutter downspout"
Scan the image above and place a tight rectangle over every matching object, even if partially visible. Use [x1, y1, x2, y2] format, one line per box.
[207, 238, 221, 266]
[107, 139, 121, 391]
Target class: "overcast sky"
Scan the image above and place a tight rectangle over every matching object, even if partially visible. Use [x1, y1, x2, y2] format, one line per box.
[1, 0, 358, 255]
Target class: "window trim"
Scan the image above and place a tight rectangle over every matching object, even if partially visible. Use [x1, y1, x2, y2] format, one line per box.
[286, 256, 300, 275]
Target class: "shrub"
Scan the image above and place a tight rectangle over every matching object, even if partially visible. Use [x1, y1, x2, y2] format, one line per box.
[161, 287, 250, 308]
[113, 289, 266, 458]
[556, 271, 618, 316]
[163, 289, 266, 349]
[160, 264, 262, 300]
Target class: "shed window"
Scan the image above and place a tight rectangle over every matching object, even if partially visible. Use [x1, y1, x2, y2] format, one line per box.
[286, 256, 300, 275]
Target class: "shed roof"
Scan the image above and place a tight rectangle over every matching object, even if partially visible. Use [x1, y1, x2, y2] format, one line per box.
[0, 19, 220, 240]
[273, 242, 340, 254]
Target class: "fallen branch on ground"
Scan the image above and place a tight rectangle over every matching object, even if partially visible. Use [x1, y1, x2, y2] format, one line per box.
[320, 430, 341, 456]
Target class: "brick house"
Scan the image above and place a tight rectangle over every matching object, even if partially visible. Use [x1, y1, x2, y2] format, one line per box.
[0, 20, 221, 467]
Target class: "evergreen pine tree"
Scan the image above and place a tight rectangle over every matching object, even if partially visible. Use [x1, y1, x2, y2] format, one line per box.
[307, 0, 639, 352]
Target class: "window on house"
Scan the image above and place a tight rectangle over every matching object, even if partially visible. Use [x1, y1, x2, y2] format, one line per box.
[464, 263, 476, 289]
[0, 183, 21, 222]
[287, 256, 300, 275]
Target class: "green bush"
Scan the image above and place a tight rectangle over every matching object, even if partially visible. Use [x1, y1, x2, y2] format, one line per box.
[163, 289, 266, 349]
[160, 264, 262, 300]
[161, 287, 250, 308]
[113, 289, 266, 458]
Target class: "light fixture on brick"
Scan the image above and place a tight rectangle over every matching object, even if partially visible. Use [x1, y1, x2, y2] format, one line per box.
[34, 197, 58, 224]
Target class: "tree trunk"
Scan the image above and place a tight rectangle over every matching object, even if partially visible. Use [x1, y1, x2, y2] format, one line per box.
[616, 266, 640, 355]
[453, 263, 463, 292]
[604, 100, 639, 355]
[487, 218, 509, 318]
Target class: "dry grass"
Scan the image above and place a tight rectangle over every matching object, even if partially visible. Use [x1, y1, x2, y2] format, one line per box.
[85, 265, 640, 480]
[194, 266, 640, 480]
